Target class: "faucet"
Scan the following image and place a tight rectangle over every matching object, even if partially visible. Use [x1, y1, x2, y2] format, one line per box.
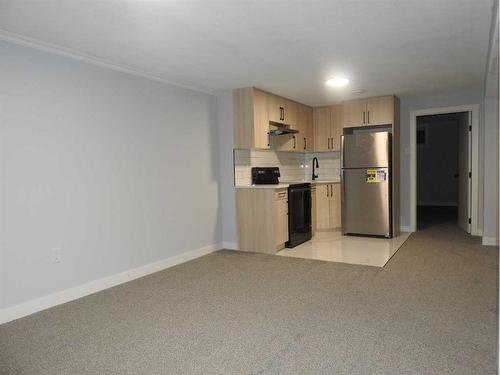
[312, 157, 319, 181]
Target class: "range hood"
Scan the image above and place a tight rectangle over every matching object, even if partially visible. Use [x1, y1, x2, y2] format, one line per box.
[268, 121, 299, 136]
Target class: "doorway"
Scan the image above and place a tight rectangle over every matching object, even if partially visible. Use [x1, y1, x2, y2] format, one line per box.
[416, 112, 470, 231]
[409, 104, 479, 234]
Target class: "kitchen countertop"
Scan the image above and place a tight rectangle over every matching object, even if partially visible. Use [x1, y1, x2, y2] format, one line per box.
[234, 180, 340, 189]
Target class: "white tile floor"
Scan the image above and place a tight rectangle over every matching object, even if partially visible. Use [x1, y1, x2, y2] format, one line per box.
[277, 230, 412, 267]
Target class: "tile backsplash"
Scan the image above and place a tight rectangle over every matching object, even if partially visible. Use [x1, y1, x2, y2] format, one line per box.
[234, 149, 340, 185]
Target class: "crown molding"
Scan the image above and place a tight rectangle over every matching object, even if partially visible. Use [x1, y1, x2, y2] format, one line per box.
[0, 28, 215, 96]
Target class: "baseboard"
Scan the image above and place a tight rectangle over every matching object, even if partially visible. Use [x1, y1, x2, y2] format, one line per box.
[221, 241, 238, 250]
[0, 243, 222, 324]
[482, 237, 499, 246]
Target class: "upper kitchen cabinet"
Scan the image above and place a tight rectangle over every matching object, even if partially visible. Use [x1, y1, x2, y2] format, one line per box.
[366, 96, 395, 126]
[296, 104, 314, 152]
[342, 95, 396, 128]
[267, 94, 297, 127]
[233, 88, 270, 149]
[313, 105, 342, 151]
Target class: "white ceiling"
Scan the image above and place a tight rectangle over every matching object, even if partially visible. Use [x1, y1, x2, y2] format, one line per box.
[0, 0, 495, 106]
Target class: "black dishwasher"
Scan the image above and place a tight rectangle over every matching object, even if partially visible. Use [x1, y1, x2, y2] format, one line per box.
[286, 183, 312, 248]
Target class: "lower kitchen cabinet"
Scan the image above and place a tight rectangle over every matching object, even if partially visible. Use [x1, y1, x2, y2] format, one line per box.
[236, 188, 289, 253]
[314, 183, 341, 230]
[274, 189, 289, 246]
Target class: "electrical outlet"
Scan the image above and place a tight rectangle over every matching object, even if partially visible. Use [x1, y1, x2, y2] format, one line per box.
[52, 248, 61, 263]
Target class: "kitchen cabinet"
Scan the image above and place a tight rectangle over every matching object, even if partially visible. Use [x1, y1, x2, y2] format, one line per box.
[313, 105, 342, 151]
[342, 95, 395, 128]
[366, 96, 395, 126]
[271, 101, 313, 153]
[274, 189, 289, 246]
[235, 187, 289, 253]
[314, 183, 341, 230]
[268, 94, 297, 127]
[233, 87, 270, 149]
[296, 104, 314, 152]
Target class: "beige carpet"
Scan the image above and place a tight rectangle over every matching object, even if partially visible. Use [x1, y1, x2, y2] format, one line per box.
[0, 222, 497, 374]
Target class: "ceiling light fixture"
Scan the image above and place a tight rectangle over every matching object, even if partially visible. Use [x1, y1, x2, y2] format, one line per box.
[325, 77, 350, 87]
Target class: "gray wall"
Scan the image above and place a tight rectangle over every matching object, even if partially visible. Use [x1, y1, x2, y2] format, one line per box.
[416, 116, 459, 206]
[483, 97, 499, 244]
[216, 90, 237, 247]
[399, 88, 483, 228]
[0, 41, 221, 308]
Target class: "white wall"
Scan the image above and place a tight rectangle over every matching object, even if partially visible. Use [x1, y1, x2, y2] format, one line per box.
[399, 88, 483, 229]
[0, 41, 221, 309]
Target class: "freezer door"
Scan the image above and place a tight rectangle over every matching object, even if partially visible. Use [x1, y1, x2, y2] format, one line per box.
[341, 132, 390, 168]
[341, 168, 391, 237]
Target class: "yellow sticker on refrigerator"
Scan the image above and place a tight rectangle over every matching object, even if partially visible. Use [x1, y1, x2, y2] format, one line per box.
[366, 169, 387, 183]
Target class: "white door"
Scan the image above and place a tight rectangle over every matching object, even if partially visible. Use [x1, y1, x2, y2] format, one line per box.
[457, 112, 471, 233]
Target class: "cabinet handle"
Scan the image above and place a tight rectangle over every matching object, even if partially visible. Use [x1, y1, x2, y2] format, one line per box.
[293, 136, 296, 149]
[267, 131, 270, 147]
[363, 111, 366, 124]
[367, 110, 370, 124]
[279, 107, 284, 121]
[326, 185, 329, 197]
[327, 138, 330, 149]
[304, 137, 306, 150]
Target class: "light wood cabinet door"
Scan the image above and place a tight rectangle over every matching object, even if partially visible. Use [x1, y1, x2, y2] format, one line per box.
[267, 94, 285, 124]
[274, 190, 289, 247]
[330, 184, 342, 229]
[296, 104, 313, 152]
[313, 107, 330, 151]
[366, 96, 394, 126]
[330, 105, 343, 151]
[315, 184, 331, 230]
[233, 88, 270, 149]
[253, 89, 271, 149]
[342, 99, 367, 128]
[284, 99, 297, 128]
[267, 95, 296, 127]
[304, 105, 314, 151]
[295, 104, 306, 152]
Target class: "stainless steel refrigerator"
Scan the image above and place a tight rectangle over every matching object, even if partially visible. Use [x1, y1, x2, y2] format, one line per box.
[341, 131, 392, 238]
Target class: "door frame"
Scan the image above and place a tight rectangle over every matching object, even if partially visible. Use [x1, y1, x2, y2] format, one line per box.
[409, 104, 480, 234]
